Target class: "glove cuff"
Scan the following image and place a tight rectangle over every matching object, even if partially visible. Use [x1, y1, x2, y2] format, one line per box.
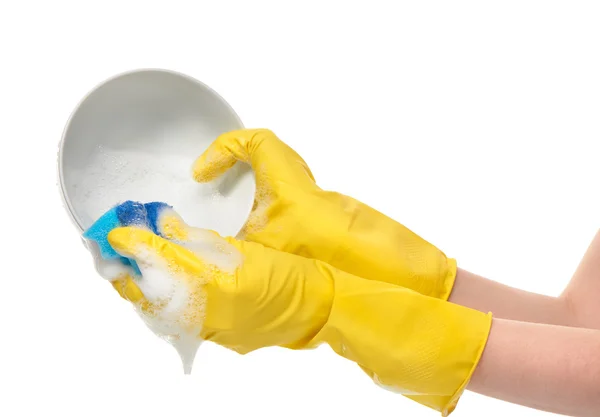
[310, 270, 492, 415]
[436, 257, 458, 301]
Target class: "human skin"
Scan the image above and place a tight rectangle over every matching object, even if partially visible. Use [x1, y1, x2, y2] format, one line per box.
[451, 230, 600, 416]
[449, 230, 600, 330]
[449, 269, 576, 327]
[468, 318, 600, 416]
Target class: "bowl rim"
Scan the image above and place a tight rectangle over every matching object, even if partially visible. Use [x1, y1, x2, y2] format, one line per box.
[57, 67, 246, 234]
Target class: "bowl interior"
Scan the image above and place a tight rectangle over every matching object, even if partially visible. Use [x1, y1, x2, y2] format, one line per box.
[60, 69, 255, 237]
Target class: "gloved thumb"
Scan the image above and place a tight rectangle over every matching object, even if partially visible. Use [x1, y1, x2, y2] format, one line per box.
[151, 205, 221, 243]
[107, 226, 205, 279]
[191, 130, 245, 183]
[192, 128, 316, 187]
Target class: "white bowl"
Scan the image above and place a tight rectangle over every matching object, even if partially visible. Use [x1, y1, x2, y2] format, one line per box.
[58, 68, 255, 238]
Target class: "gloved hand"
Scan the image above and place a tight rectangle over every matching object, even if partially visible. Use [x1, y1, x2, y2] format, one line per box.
[107, 216, 492, 416]
[192, 129, 456, 300]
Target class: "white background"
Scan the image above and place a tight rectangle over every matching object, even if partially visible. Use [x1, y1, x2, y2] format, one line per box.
[1, 1, 599, 416]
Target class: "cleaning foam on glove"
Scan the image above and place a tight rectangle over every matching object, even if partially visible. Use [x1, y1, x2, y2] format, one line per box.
[83, 200, 204, 374]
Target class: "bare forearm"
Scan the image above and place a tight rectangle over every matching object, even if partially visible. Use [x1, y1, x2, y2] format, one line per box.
[562, 229, 600, 330]
[449, 268, 575, 326]
[468, 318, 600, 417]
[449, 229, 600, 330]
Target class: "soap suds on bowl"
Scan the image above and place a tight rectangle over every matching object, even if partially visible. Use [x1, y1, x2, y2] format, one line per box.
[70, 145, 254, 237]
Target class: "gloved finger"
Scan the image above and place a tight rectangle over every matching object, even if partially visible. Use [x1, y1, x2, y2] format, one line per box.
[110, 274, 163, 315]
[192, 128, 316, 187]
[107, 226, 206, 280]
[111, 275, 146, 304]
[86, 238, 147, 304]
[153, 205, 190, 241]
[151, 205, 220, 243]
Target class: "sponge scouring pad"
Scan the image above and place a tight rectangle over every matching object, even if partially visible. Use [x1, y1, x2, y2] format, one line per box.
[83, 200, 172, 276]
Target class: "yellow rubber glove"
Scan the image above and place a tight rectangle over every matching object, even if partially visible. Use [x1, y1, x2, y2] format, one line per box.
[107, 222, 492, 416]
[192, 128, 456, 300]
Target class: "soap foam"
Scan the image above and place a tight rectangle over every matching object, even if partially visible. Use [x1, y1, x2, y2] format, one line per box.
[76, 145, 251, 373]
[91, 220, 243, 375]
[182, 228, 242, 273]
[71, 145, 254, 237]
[116, 244, 206, 375]
[136, 246, 205, 375]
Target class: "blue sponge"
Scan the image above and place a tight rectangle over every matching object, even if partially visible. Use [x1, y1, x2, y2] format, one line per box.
[83, 200, 172, 276]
